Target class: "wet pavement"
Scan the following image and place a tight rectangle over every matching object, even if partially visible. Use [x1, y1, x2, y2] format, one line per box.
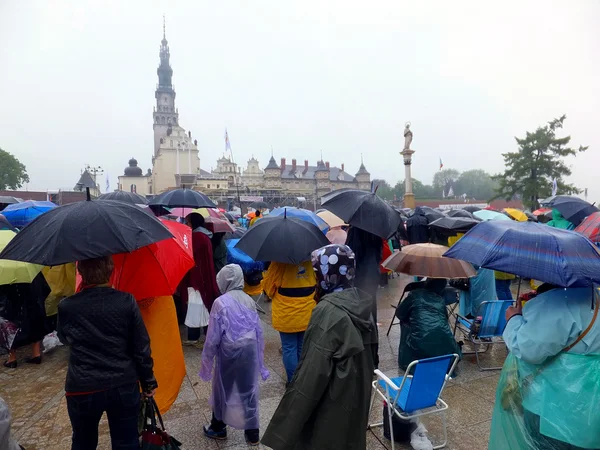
[1, 274, 507, 450]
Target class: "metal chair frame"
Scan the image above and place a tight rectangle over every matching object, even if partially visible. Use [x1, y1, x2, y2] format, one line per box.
[368, 354, 459, 450]
[453, 300, 512, 371]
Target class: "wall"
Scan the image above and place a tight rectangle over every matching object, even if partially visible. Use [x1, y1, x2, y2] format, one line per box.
[118, 176, 150, 196]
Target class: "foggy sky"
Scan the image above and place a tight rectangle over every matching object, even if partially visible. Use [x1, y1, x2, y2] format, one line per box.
[1, 1, 599, 201]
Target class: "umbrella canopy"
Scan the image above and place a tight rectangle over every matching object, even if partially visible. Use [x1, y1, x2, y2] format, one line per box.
[188, 208, 236, 233]
[444, 220, 600, 287]
[446, 209, 479, 220]
[547, 195, 599, 226]
[320, 189, 401, 238]
[575, 212, 600, 243]
[76, 219, 193, 300]
[533, 208, 552, 216]
[0, 199, 173, 266]
[416, 206, 444, 223]
[524, 212, 538, 222]
[0, 215, 16, 232]
[235, 215, 329, 264]
[0, 230, 43, 285]
[473, 209, 512, 222]
[382, 243, 476, 279]
[428, 216, 480, 233]
[226, 239, 264, 273]
[269, 207, 329, 233]
[503, 208, 528, 222]
[0, 196, 20, 205]
[1, 200, 56, 228]
[148, 188, 216, 210]
[99, 190, 149, 205]
[225, 227, 246, 240]
[463, 205, 482, 213]
[317, 210, 347, 228]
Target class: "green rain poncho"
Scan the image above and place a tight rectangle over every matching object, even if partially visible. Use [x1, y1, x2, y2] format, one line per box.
[489, 287, 600, 449]
[546, 209, 574, 230]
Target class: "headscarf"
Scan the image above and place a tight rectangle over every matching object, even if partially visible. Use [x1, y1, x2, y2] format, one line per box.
[311, 244, 356, 294]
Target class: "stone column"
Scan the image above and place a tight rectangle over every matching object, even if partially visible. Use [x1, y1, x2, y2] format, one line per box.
[401, 148, 415, 209]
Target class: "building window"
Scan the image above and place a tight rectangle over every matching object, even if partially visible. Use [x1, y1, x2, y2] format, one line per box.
[207, 184, 211, 189]
[155, 117, 159, 123]
[130, 184, 137, 193]
[160, 117, 165, 124]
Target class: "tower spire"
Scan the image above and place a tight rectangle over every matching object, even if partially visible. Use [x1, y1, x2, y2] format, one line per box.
[163, 14, 166, 41]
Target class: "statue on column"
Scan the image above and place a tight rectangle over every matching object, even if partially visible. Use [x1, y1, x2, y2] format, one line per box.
[403, 122, 413, 150]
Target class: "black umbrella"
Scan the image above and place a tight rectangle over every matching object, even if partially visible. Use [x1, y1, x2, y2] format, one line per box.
[547, 195, 599, 227]
[0, 199, 173, 265]
[249, 201, 269, 210]
[525, 212, 538, 222]
[0, 196, 20, 206]
[225, 227, 246, 240]
[446, 209, 479, 220]
[235, 214, 329, 264]
[320, 189, 401, 239]
[428, 216, 480, 233]
[463, 205, 482, 213]
[0, 215, 17, 231]
[99, 190, 148, 205]
[148, 188, 216, 210]
[417, 206, 445, 223]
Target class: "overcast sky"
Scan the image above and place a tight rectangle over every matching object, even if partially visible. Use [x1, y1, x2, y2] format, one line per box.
[1, 1, 599, 200]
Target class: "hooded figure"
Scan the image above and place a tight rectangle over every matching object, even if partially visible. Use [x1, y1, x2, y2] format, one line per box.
[200, 264, 269, 446]
[262, 244, 375, 450]
[546, 209, 574, 230]
[0, 397, 20, 450]
[396, 278, 462, 371]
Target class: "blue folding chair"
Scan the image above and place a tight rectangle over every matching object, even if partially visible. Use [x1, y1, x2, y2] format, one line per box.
[368, 354, 459, 450]
[453, 300, 512, 371]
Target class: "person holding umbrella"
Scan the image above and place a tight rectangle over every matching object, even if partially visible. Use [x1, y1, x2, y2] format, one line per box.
[262, 244, 375, 450]
[57, 256, 157, 450]
[181, 213, 220, 345]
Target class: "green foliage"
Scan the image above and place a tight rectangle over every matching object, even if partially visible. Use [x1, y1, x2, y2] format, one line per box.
[492, 115, 587, 210]
[0, 148, 30, 190]
[455, 169, 498, 200]
[432, 169, 460, 195]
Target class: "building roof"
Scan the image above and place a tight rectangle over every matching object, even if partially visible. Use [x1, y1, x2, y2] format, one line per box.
[124, 158, 144, 177]
[264, 156, 279, 170]
[356, 163, 370, 176]
[281, 164, 356, 182]
[198, 169, 225, 180]
[73, 170, 97, 191]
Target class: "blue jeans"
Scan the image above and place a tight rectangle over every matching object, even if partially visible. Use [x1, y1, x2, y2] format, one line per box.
[66, 383, 140, 450]
[280, 332, 305, 382]
[495, 279, 513, 300]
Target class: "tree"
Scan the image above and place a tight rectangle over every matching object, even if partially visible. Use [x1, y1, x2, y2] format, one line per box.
[373, 179, 394, 200]
[432, 169, 460, 196]
[0, 148, 29, 190]
[493, 115, 587, 210]
[454, 169, 498, 200]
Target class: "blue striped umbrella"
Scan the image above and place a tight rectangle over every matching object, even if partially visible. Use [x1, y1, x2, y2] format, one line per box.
[443, 220, 600, 287]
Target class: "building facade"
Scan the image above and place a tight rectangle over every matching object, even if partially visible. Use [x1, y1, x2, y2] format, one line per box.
[117, 23, 371, 206]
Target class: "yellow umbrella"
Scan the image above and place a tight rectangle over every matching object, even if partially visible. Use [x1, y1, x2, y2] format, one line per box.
[317, 210, 347, 229]
[0, 230, 43, 285]
[503, 208, 528, 222]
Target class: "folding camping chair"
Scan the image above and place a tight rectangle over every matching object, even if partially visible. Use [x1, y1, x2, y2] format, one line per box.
[386, 280, 427, 336]
[368, 354, 459, 450]
[453, 300, 512, 371]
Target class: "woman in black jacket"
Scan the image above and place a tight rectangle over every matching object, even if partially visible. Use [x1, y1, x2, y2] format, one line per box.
[57, 255, 157, 450]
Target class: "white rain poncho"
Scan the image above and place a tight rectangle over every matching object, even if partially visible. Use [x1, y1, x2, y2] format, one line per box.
[199, 264, 269, 430]
[489, 287, 600, 449]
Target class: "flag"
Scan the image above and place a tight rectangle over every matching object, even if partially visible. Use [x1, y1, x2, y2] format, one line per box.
[105, 173, 110, 193]
[225, 129, 232, 153]
[439, 158, 443, 170]
[448, 186, 454, 197]
[442, 189, 446, 198]
[551, 178, 558, 196]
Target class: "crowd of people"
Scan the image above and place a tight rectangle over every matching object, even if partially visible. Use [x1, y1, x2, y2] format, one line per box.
[1, 199, 600, 450]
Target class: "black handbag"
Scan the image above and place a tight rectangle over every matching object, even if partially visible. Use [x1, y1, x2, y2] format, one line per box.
[141, 397, 182, 450]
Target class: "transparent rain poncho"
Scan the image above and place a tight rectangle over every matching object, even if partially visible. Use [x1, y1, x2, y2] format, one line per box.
[199, 264, 269, 430]
[489, 287, 600, 449]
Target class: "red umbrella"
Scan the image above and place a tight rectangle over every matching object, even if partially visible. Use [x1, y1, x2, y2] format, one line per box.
[575, 212, 600, 243]
[532, 208, 552, 216]
[76, 219, 194, 300]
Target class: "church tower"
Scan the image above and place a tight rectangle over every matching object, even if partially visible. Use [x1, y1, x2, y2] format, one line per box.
[153, 17, 179, 155]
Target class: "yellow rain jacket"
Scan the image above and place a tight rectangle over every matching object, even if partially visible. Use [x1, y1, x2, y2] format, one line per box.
[244, 281, 263, 297]
[42, 264, 76, 316]
[138, 296, 186, 414]
[495, 271, 516, 281]
[263, 261, 316, 333]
